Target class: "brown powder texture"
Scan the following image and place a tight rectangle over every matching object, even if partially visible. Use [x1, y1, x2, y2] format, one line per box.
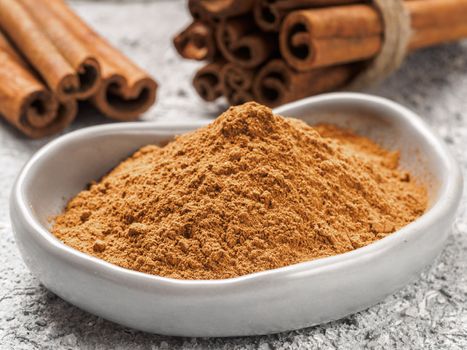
[52, 102, 427, 280]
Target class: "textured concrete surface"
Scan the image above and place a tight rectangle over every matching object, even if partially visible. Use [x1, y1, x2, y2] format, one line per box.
[1, 1, 466, 349]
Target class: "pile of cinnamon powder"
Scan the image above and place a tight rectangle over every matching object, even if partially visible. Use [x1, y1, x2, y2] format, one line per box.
[52, 102, 427, 280]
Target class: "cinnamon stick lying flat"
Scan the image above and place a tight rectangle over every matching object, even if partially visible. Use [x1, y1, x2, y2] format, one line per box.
[0, 0, 81, 102]
[216, 17, 276, 68]
[280, 0, 467, 71]
[0, 31, 76, 138]
[220, 63, 255, 105]
[253, 59, 355, 107]
[193, 61, 225, 102]
[19, 0, 101, 100]
[173, 21, 216, 61]
[254, 0, 362, 32]
[44, 0, 158, 120]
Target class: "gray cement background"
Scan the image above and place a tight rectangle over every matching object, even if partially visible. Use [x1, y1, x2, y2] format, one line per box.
[0, 1, 466, 349]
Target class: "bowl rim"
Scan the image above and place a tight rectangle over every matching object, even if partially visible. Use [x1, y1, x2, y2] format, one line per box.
[11, 92, 464, 288]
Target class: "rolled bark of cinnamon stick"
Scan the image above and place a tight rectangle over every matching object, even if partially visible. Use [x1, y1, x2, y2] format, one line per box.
[0, 0, 80, 102]
[191, 0, 255, 20]
[193, 61, 226, 102]
[188, 0, 206, 21]
[173, 21, 216, 61]
[19, 0, 101, 100]
[280, 0, 467, 71]
[216, 17, 276, 68]
[220, 63, 255, 105]
[410, 23, 467, 51]
[221, 63, 255, 92]
[253, 59, 355, 107]
[254, 0, 362, 32]
[44, 0, 158, 121]
[0, 31, 76, 138]
[227, 90, 255, 106]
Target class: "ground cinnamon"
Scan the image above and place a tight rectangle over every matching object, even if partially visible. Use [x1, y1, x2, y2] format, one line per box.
[52, 103, 427, 280]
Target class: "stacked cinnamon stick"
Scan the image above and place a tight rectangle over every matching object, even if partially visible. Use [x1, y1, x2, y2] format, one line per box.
[175, 0, 467, 108]
[0, 0, 157, 138]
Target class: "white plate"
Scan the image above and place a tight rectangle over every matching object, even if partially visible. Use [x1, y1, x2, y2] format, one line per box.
[10, 93, 463, 337]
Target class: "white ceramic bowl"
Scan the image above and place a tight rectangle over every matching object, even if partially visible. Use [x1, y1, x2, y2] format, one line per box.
[10, 93, 463, 337]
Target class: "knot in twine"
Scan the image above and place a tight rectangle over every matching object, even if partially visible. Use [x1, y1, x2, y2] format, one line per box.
[346, 0, 411, 90]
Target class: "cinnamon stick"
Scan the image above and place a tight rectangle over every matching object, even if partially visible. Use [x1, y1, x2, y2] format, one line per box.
[193, 61, 225, 102]
[44, 0, 158, 120]
[253, 59, 355, 107]
[0, 0, 80, 102]
[173, 21, 216, 61]
[220, 63, 255, 105]
[0, 31, 76, 138]
[191, 0, 255, 20]
[221, 64, 255, 93]
[280, 0, 467, 71]
[410, 23, 467, 51]
[19, 0, 101, 100]
[254, 0, 363, 32]
[188, 0, 208, 22]
[227, 90, 255, 106]
[216, 17, 276, 68]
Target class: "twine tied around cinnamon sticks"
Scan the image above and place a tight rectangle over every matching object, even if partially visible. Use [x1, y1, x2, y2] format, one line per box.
[347, 0, 411, 90]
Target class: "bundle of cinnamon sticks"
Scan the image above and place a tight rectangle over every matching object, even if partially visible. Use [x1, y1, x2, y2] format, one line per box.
[0, 0, 157, 138]
[174, 0, 467, 107]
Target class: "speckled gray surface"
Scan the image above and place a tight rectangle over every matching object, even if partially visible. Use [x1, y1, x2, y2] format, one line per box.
[1, 1, 466, 349]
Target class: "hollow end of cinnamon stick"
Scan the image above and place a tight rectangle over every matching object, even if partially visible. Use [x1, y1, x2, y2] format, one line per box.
[280, 13, 318, 71]
[253, 61, 292, 107]
[193, 62, 224, 102]
[173, 22, 216, 61]
[216, 18, 275, 69]
[280, 6, 384, 71]
[21, 90, 58, 129]
[74, 57, 101, 100]
[42, 0, 158, 119]
[18, 0, 102, 101]
[228, 90, 254, 106]
[254, 0, 283, 32]
[0, 76, 76, 138]
[52, 71, 80, 102]
[16, 93, 77, 139]
[221, 64, 255, 106]
[0, 0, 83, 102]
[253, 60, 356, 107]
[221, 64, 254, 92]
[0, 27, 76, 138]
[92, 75, 158, 121]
